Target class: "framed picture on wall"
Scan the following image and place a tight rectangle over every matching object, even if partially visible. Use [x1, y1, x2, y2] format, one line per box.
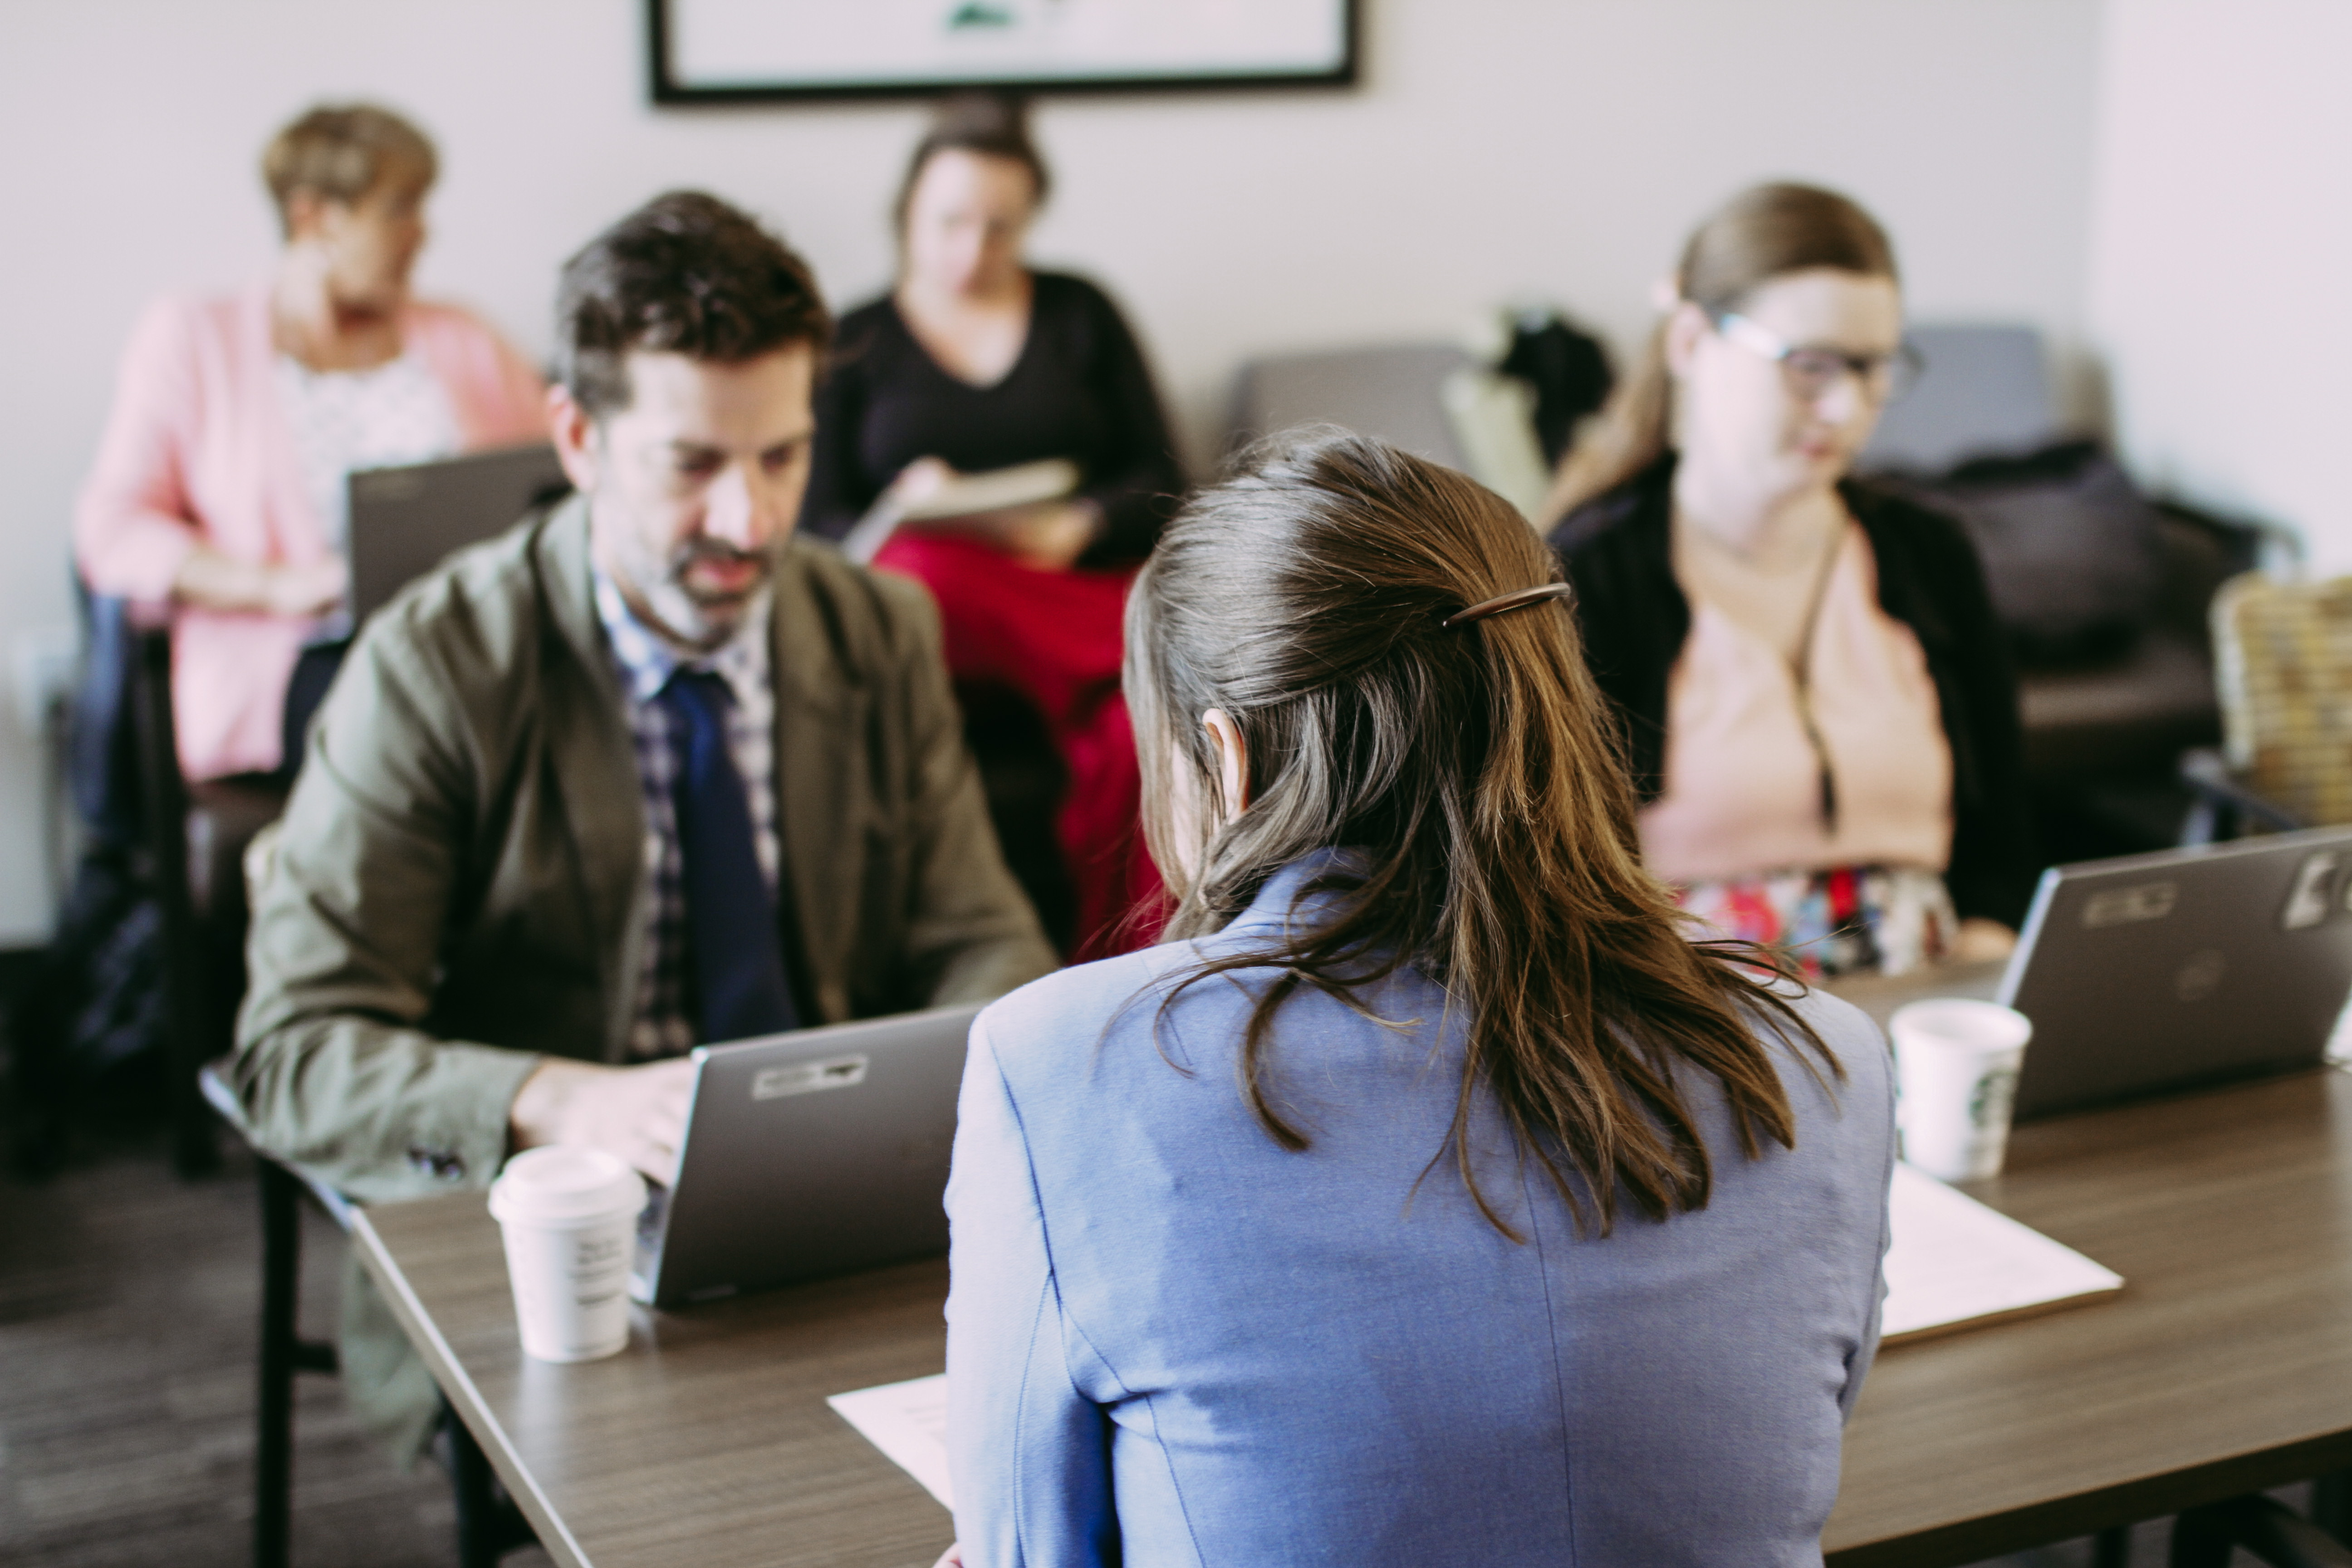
[648, 0, 1361, 103]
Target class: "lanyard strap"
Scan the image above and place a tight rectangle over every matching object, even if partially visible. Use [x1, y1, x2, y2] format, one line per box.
[1785, 525, 1849, 833]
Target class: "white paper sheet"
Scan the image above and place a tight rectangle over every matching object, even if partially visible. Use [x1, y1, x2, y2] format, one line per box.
[829, 1373, 953, 1509]
[830, 1170, 2118, 1496]
[1882, 1161, 2123, 1342]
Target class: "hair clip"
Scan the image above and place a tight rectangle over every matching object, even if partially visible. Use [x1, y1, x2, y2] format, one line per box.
[1441, 582, 1574, 630]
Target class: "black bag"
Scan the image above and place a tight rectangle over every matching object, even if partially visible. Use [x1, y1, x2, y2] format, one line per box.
[30, 842, 166, 1075]
[1878, 440, 2166, 666]
[7, 587, 169, 1141]
[1499, 312, 1614, 469]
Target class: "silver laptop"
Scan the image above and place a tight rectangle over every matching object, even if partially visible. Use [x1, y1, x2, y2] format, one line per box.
[347, 444, 569, 623]
[2000, 827, 2352, 1119]
[630, 1003, 983, 1310]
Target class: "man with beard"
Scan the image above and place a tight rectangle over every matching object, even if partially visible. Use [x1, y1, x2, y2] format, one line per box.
[226, 191, 1056, 1456]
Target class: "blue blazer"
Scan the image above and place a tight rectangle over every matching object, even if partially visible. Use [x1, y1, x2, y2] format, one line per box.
[945, 859, 1895, 1567]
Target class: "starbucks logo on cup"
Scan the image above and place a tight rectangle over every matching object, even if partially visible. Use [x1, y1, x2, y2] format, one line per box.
[1969, 1066, 2019, 1132]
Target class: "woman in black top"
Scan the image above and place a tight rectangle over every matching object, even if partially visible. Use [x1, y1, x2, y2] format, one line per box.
[1543, 184, 2036, 976]
[805, 274, 1180, 568]
[804, 94, 1184, 959]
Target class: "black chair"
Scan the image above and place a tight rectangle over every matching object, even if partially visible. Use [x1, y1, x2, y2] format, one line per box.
[2172, 1493, 2352, 1566]
[201, 1066, 346, 1565]
[958, 681, 1077, 954]
[10, 589, 277, 1175]
[198, 1065, 535, 1568]
[127, 624, 287, 1175]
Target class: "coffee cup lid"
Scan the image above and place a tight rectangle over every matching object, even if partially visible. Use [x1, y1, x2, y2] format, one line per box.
[488, 1146, 647, 1225]
[1890, 997, 2034, 1054]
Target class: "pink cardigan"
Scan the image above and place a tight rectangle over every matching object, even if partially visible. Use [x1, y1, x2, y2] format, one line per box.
[74, 286, 547, 780]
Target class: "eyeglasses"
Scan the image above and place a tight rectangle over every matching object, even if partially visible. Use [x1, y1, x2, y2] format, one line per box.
[1714, 312, 1924, 405]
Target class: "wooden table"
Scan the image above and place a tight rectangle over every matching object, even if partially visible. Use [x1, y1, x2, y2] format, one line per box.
[354, 1028, 2352, 1567]
[1829, 1064, 2352, 1564]
[354, 1210, 954, 1568]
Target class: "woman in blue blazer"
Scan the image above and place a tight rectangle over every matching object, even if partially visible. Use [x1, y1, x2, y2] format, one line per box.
[942, 432, 1895, 1567]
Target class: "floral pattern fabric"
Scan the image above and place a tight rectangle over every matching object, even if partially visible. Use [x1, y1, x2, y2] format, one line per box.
[1672, 864, 1958, 979]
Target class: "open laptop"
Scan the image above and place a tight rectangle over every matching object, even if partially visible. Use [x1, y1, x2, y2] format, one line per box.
[347, 443, 570, 623]
[629, 1002, 984, 1310]
[1993, 827, 2352, 1119]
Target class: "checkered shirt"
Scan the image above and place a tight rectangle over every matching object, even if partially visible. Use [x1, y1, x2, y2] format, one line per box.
[592, 569, 779, 1059]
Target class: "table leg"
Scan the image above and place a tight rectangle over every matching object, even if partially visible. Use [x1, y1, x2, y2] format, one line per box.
[254, 1160, 298, 1568]
[444, 1399, 539, 1568]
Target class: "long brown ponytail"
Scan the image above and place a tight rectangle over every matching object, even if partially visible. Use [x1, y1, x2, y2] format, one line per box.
[1539, 181, 1900, 525]
[1127, 431, 1837, 1237]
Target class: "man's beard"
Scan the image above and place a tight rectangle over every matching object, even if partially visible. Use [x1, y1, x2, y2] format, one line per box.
[670, 537, 774, 609]
[625, 536, 775, 652]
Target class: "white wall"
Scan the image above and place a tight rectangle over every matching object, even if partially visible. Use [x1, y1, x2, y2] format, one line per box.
[2088, 0, 2352, 568]
[0, 0, 2102, 943]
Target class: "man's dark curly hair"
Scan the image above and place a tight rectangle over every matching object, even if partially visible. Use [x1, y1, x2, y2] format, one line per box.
[555, 190, 832, 418]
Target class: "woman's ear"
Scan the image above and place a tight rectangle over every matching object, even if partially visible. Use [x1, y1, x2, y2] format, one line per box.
[1662, 299, 1711, 382]
[1201, 709, 1250, 826]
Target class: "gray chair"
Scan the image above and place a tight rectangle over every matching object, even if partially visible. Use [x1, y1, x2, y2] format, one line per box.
[1859, 323, 2062, 473]
[1227, 340, 1557, 519]
[1229, 343, 1476, 469]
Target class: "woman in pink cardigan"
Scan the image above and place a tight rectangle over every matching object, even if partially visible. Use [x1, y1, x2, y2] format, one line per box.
[76, 103, 546, 783]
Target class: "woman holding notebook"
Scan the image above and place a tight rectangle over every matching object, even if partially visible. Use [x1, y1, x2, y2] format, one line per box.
[804, 93, 1186, 959]
[937, 432, 1895, 1567]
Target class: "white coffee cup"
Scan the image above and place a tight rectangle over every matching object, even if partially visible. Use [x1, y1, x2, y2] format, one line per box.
[486, 1147, 647, 1363]
[1889, 998, 2034, 1181]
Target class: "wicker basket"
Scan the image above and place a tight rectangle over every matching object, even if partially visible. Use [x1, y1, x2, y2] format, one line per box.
[2211, 572, 2352, 828]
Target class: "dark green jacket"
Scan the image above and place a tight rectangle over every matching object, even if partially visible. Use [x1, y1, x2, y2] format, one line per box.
[230, 497, 1058, 1203]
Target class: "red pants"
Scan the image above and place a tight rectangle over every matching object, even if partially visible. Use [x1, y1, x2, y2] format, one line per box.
[873, 533, 1165, 960]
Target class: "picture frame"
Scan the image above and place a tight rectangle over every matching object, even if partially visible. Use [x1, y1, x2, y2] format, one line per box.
[647, 0, 1361, 104]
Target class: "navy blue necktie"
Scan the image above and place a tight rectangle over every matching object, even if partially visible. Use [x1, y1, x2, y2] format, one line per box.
[658, 668, 799, 1043]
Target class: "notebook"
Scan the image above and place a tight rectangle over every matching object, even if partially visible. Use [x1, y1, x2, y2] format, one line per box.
[1880, 1161, 2122, 1343]
[838, 458, 1079, 564]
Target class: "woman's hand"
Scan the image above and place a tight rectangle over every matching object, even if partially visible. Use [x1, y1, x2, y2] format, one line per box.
[932, 1545, 964, 1568]
[172, 547, 348, 617]
[888, 456, 960, 511]
[886, 457, 1099, 571]
[261, 556, 352, 617]
[957, 500, 1099, 572]
[1951, 918, 2018, 965]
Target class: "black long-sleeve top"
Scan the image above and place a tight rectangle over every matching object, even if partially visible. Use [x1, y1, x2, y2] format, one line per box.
[1549, 454, 2040, 927]
[801, 271, 1186, 568]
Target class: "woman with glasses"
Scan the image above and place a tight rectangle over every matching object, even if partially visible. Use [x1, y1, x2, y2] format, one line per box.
[1543, 182, 2034, 976]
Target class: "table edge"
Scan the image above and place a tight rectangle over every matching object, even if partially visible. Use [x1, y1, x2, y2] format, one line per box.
[1826, 1401, 2352, 1565]
[350, 1203, 594, 1568]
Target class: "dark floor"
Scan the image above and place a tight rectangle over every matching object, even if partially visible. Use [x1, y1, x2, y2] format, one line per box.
[0, 1123, 553, 1568]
